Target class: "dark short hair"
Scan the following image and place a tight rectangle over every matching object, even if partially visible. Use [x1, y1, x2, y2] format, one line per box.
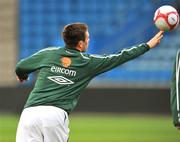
[62, 22, 88, 48]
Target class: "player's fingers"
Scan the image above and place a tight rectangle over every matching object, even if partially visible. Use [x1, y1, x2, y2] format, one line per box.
[159, 30, 164, 35]
[156, 31, 164, 39]
[157, 34, 163, 41]
[16, 76, 27, 83]
[158, 30, 164, 35]
[16, 76, 20, 81]
[155, 31, 164, 39]
[155, 31, 164, 44]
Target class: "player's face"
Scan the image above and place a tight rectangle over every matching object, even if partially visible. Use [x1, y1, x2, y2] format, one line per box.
[77, 31, 89, 52]
[82, 31, 89, 52]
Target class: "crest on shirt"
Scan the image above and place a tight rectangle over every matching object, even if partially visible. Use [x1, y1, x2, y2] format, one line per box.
[60, 57, 71, 68]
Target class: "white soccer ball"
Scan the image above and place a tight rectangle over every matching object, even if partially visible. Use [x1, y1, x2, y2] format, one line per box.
[154, 5, 179, 31]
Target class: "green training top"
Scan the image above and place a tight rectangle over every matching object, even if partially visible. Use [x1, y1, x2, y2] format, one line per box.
[16, 43, 149, 114]
[170, 49, 180, 126]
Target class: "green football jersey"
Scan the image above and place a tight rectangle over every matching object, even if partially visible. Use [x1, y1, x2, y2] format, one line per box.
[170, 50, 180, 126]
[16, 44, 149, 114]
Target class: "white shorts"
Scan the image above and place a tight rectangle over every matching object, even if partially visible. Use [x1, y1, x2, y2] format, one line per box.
[16, 106, 69, 142]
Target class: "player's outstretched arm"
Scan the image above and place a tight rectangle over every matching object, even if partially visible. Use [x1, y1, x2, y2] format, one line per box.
[147, 31, 164, 48]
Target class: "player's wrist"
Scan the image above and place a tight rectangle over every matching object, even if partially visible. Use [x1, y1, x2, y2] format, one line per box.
[145, 43, 151, 49]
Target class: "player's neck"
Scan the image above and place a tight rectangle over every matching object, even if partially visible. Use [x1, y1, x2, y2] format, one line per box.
[65, 46, 81, 52]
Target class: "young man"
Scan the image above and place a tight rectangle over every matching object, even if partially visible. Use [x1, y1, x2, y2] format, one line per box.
[171, 49, 180, 130]
[16, 22, 163, 142]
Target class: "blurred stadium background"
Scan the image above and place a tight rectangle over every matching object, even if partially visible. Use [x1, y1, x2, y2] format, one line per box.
[0, 0, 180, 141]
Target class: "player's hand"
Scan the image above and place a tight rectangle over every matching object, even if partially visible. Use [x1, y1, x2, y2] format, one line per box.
[16, 76, 28, 83]
[147, 31, 164, 48]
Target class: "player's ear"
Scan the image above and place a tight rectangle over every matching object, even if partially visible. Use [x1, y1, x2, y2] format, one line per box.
[76, 41, 84, 51]
[79, 41, 84, 48]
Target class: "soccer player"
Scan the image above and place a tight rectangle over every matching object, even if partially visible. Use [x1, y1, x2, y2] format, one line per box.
[15, 23, 164, 142]
[170, 50, 180, 130]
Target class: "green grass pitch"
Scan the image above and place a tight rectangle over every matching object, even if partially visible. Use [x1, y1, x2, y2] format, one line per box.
[0, 113, 180, 142]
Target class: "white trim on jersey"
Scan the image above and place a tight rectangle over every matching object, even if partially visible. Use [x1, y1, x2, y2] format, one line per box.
[90, 46, 138, 59]
[80, 53, 90, 59]
[108, 46, 137, 58]
[33, 47, 60, 55]
[90, 54, 107, 58]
